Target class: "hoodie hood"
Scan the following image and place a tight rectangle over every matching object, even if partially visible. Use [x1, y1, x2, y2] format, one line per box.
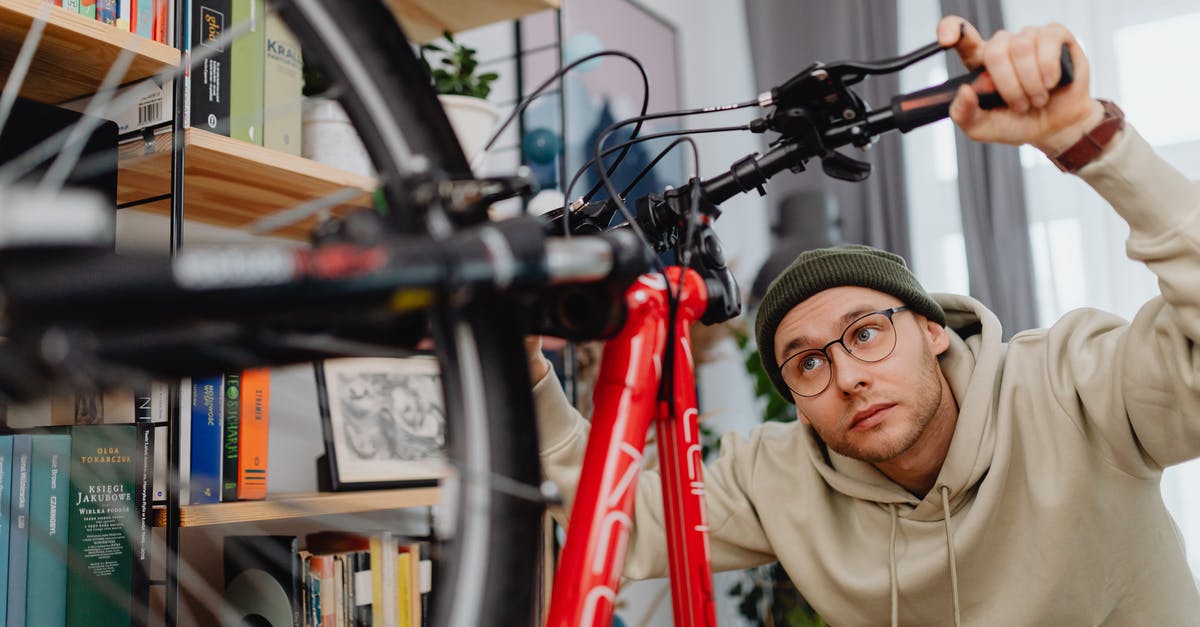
[798, 292, 1003, 520]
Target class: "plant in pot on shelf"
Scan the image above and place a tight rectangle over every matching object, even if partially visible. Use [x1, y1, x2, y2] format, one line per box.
[419, 30, 501, 167]
[300, 60, 373, 177]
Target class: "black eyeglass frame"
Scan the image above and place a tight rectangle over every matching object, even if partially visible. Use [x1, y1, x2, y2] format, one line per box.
[778, 305, 911, 398]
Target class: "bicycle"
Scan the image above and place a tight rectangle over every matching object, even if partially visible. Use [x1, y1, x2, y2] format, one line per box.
[0, 3, 1070, 626]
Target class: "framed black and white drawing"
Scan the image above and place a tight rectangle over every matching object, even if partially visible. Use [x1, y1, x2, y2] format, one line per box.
[314, 356, 447, 491]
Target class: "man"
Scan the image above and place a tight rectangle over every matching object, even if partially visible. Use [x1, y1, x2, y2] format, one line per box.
[530, 16, 1200, 625]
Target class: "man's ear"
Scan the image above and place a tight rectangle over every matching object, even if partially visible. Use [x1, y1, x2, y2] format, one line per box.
[923, 316, 951, 356]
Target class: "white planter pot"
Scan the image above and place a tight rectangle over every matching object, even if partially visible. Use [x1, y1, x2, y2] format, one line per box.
[439, 94, 500, 171]
[301, 96, 373, 177]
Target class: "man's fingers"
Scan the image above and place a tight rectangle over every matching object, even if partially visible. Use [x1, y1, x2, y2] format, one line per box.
[949, 83, 981, 129]
[981, 30, 1029, 112]
[939, 16, 986, 69]
[1011, 28, 1050, 109]
[1035, 24, 1071, 89]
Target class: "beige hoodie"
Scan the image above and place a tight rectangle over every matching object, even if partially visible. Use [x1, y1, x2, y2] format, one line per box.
[535, 126, 1200, 625]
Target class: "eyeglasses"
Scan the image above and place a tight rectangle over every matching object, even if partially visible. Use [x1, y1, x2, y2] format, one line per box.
[778, 306, 910, 397]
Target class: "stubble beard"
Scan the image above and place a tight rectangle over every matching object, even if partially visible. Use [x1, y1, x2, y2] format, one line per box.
[823, 348, 944, 464]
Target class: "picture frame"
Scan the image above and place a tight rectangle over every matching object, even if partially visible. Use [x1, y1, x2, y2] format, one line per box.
[313, 356, 448, 491]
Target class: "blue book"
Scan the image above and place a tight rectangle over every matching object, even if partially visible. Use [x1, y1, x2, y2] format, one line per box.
[97, 0, 117, 24]
[189, 376, 224, 504]
[6, 434, 32, 627]
[134, 0, 153, 38]
[0, 436, 13, 622]
[27, 434, 72, 627]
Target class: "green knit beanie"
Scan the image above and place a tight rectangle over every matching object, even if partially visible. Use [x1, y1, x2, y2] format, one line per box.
[754, 244, 946, 401]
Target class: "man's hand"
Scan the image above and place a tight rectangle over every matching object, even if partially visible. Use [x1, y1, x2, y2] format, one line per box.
[526, 335, 550, 384]
[938, 16, 1106, 157]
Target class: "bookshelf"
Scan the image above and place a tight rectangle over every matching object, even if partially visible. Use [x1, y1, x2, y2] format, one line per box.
[119, 128, 376, 239]
[154, 487, 441, 527]
[0, 0, 178, 103]
[389, 0, 559, 42]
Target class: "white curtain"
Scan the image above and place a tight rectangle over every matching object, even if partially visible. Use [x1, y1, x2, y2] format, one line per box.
[902, 0, 1200, 578]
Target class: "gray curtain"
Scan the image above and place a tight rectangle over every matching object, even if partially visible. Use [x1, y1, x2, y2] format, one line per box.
[940, 0, 1039, 337]
[743, 1, 910, 260]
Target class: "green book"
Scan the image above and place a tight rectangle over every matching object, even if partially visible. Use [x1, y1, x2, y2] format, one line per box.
[221, 372, 241, 501]
[230, 0, 266, 144]
[65, 425, 136, 626]
[27, 434, 72, 627]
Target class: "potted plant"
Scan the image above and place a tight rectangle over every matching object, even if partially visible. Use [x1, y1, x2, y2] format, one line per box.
[419, 30, 501, 165]
[300, 59, 372, 176]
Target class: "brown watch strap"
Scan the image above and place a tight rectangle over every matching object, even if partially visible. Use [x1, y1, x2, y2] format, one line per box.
[1048, 99, 1125, 173]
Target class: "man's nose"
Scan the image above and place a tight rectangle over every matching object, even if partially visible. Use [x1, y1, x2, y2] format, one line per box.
[829, 344, 871, 393]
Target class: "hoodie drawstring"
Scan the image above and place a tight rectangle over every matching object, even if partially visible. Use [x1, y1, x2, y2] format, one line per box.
[888, 503, 899, 627]
[940, 485, 962, 627]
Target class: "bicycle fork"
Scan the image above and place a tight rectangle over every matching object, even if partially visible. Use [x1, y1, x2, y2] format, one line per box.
[545, 267, 717, 627]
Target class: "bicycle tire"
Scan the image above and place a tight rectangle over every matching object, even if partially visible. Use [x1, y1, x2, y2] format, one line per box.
[275, 2, 544, 626]
[0, 2, 543, 625]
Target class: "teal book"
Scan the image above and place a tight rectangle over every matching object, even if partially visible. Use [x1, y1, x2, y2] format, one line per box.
[0, 436, 13, 622]
[65, 425, 136, 627]
[27, 434, 72, 627]
[6, 435, 31, 627]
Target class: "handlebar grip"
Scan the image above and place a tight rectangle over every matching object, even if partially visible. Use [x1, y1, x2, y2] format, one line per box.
[890, 42, 1074, 133]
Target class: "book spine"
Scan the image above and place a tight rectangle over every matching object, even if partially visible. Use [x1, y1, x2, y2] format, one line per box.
[311, 555, 335, 627]
[189, 0, 232, 136]
[63, 0, 81, 11]
[116, 0, 132, 31]
[236, 368, 270, 500]
[134, 0, 153, 38]
[26, 434, 72, 627]
[353, 551, 372, 627]
[65, 425, 137, 626]
[189, 375, 223, 504]
[230, 0, 265, 145]
[6, 435, 32, 627]
[0, 436, 13, 622]
[152, 0, 167, 44]
[79, 0, 96, 19]
[221, 372, 241, 501]
[130, 387, 155, 627]
[263, 11, 303, 155]
[97, 0, 116, 24]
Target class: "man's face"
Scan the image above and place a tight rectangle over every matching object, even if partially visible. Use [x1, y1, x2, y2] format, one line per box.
[772, 286, 950, 463]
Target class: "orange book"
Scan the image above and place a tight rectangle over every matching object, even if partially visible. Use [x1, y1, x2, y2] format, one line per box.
[236, 368, 271, 499]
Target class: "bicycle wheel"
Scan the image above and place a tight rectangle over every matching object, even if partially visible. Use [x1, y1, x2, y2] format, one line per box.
[0, 1, 543, 626]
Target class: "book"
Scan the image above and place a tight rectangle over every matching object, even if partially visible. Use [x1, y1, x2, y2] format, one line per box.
[230, 0, 265, 145]
[223, 535, 302, 627]
[116, 0, 131, 30]
[152, 0, 168, 44]
[188, 0, 233, 136]
[352, 551, 372, 627]
[236, 368, 270, 500]
[6, 434, 32, 627]
[133, 0, 153, 38]
[309, 554, 336, 627]
[63, 0, 80, 12]
[263, 11, 302, 155]
[26, 434, 72, 627]
[130, 385, 157, 627]
[189, 375, 223, 504]
[221, 372, 241, 501]
[97, 0, 116, 24]
[0, 436, 13, 622]
[60, 78, 175, 135]
[65, 425, 137, 626]
[79, 0, 96, 19]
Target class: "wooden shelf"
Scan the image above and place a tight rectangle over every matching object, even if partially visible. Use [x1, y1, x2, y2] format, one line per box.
[389, 0, 558, 43]
[155, 486, 441, 527]
[119, 128, 376, 240]
[0, 0, 179, 104]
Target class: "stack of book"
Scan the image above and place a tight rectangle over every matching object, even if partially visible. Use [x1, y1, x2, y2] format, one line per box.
[49, 0, 169, 43]
[188, 368, 272, 504]
[224, 531, 432, 627]
[0, 393, 158, 627]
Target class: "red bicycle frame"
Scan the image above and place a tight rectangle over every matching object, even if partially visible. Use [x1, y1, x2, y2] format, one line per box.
[545, 267, 717, 627]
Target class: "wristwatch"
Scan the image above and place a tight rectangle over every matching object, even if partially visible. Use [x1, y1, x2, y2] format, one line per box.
[1048, 99, 1125, 173]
